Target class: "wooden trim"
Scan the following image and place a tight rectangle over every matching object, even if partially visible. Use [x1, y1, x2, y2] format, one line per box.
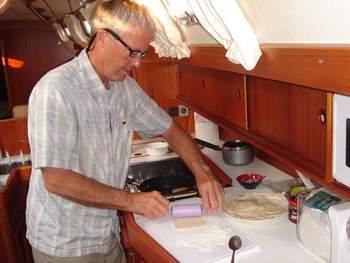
[147, 44, 350, 95]
[202, 154, 232, 187]
[325, 92, 334, 182]
[122, 212, 179, 263]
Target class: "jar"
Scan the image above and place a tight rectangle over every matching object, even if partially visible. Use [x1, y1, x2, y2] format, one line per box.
[288, 194, 298, 223]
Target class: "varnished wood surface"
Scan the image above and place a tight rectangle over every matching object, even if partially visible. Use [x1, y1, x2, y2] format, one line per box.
[147, 44, 350, 96]
[0, 21, 74, 110]
[178, 64, 247, 129]
[132, 61, 195, 140]
[0, 166, 33, 263]
[247, 76, 327, 168]
[0, 117, 29, 157]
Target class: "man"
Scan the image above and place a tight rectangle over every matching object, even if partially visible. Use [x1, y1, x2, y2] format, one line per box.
[26, 0, 224, 262]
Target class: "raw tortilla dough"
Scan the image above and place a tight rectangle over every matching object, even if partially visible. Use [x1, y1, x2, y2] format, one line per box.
[224, 193, 287, 220]
[173, 217, 208, 230]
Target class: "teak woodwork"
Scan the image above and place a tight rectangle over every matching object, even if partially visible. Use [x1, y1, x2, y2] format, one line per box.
[0, 117, 29, 157]
[133, 61, 194, 136]
[145, 44, 350, 200]
[146, 44, 350, 96]
[178, 64, 247, 129]
[0, 166, 33, 263]
[0, 21, 74, 111]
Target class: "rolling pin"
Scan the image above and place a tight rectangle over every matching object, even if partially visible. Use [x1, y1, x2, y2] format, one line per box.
[171, 204, 203, 218]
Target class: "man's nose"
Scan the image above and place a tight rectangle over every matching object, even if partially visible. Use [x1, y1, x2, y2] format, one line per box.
[130, 57, 141, 68]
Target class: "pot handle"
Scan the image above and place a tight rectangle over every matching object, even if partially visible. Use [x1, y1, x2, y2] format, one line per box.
[194, 138, 222, 151]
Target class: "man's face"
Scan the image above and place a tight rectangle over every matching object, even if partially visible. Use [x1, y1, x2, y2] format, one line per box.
[102, 29, 152, 82]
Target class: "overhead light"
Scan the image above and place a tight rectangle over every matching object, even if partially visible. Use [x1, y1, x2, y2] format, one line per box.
[0, 0, 13, 14]
[60, 18, 73, 39]
[76, 11, 92, 36]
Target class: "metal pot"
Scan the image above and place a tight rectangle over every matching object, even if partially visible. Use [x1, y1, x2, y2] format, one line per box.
[194, 138, 254, 166]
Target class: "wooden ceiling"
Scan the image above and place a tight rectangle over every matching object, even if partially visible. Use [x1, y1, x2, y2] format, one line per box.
[0, 0, 94, 23]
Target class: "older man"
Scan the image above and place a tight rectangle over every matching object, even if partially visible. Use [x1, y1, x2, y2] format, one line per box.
[26, 0, 224, 262]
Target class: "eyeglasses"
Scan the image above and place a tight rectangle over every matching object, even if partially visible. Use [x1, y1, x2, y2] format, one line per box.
[104, 28, 149, 58]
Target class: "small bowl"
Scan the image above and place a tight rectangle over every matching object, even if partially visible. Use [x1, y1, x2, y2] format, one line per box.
[236, 173, 265, 189]
[145, 142, 169, 156]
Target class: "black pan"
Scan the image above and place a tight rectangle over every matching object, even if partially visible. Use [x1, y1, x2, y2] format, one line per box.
[140, 175, 196, 196]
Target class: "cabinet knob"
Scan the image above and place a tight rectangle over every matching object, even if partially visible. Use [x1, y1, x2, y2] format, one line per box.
[201, 79, 206, 88]
[236, 89, 242, 99]
[318, 109, 326, 124]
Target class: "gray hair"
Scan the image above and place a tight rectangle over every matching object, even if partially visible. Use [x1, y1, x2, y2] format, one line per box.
[90, 0, 156, 39]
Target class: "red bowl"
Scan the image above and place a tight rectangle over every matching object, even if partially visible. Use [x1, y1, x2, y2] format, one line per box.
[236, 173, 265, 189]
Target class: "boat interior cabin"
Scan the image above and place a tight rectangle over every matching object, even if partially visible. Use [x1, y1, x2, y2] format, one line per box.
[1, 0, 350, 262]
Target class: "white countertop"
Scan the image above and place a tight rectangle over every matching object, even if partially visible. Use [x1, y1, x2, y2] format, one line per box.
[132, 139, 326, 263]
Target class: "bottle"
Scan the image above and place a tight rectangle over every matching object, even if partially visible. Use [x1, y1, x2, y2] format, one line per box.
[288, 194, 298, 223]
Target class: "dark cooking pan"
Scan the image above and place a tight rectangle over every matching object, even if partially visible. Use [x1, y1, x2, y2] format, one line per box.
[194, 138, 254, 166]
[140, 175, 197, 196]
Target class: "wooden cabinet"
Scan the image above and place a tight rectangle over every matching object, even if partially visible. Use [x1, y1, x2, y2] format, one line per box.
[133, 61, 194, 136]
[177, 64, 328, 182]
[247, 76, 327, 172]
[0, 21, 74, 111]
[0, 166, 33, 263]
[0, 117, 29, 157]
[178, 64, 247, 129]
[137, 46, 350, 199]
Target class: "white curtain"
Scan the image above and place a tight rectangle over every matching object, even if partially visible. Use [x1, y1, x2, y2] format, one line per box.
[134, 0, 191, 59]
[187, 0, 261, 70]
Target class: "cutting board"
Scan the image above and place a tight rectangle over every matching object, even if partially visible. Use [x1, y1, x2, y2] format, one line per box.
[135, 200, 260, 263]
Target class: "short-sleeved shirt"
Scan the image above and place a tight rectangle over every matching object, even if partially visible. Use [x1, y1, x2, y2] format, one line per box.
[26, 49, 173, 257]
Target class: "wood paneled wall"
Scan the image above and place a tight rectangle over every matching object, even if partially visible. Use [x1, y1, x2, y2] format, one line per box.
[0, 117, 29, 157]
[0, 21, 75, 111]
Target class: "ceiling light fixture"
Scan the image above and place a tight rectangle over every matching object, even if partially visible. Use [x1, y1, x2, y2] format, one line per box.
[0, 0, 13, 14]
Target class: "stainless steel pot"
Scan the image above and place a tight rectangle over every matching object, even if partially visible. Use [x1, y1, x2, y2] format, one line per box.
[194, 138, 254, 166]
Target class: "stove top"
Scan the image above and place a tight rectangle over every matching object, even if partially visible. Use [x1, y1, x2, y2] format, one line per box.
[125, 157, 199, 201]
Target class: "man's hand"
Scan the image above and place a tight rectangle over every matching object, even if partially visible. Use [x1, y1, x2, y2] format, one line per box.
[161, 122, 225, 215]
[129, 191, 170, 220]
[195, 172, 224, 215]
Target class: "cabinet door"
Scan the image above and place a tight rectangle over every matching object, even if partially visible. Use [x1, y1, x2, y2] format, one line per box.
[247, 76, 326, 169]
[178, 64, 247, 129]
[133, 61, 194, 135]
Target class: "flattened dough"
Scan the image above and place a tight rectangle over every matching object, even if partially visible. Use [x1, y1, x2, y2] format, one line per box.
[224, 193, 287, 221]
[173, 217, 208, 230]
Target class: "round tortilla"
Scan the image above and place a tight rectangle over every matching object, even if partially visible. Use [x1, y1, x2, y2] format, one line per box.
[224, 193, 287, 221]
[173, 217, 208, 230]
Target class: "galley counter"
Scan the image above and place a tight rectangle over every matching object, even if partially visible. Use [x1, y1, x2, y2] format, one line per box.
[119, 139, 324, 263]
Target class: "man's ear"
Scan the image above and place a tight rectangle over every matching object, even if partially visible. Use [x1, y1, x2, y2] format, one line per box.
[95, 30, 109, 50]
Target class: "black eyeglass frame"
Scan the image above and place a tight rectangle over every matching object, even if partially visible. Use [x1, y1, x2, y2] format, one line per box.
[103, 28, 149, 58]
[86, 28, 149, 58]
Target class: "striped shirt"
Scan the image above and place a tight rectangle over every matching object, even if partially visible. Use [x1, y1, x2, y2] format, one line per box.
[26, 49, 172, 257]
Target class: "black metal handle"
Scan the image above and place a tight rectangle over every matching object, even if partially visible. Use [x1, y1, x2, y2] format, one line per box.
[194, 138, 222, 151]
